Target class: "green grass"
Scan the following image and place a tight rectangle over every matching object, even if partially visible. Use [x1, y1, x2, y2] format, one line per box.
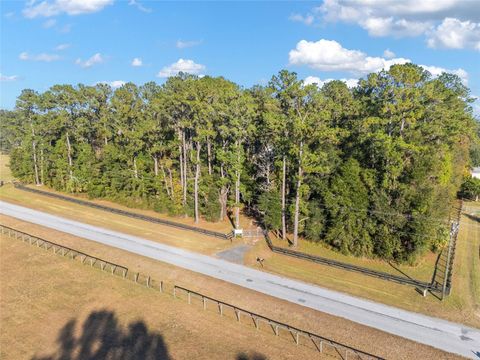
[246, 201, 480, 327]
[270, 234, 437, 282]
[0, 154, 14, 182]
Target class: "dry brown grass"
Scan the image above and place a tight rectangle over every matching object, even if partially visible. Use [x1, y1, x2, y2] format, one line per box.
[0, 183, 238, 255]
[0, 215, 459, 359]
[0, 154, 13, 182]
[245, 201, 480, 328]
[2, 180, 479, 328]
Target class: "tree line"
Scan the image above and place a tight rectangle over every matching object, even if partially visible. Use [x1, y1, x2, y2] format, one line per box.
[1, 64, 478, 263]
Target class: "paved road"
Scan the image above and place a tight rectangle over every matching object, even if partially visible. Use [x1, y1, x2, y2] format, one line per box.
[1, 200, 479, 358]
[216, 244, 251, 264]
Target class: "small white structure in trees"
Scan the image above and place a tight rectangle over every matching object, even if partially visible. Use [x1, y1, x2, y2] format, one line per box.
[472, 167, 480, 179]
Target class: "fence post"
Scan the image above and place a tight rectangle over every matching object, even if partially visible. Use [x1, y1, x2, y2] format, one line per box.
[188, 291, 191, 304]
[202, 297, 206, 310]
[123, 269, 127, 279]
[295, 332, 299, 346]
[173, 287, 176, 298]
[147, 276, 150, 288]
[442, 222, 455, 300]
[219, 303, 223, 316]
[274, 325, 278, 336]
[134, 272, 139, 283]
[159, 281, 163, 293]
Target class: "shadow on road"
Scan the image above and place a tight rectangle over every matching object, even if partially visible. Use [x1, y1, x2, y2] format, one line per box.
[32, 309, 171, 360]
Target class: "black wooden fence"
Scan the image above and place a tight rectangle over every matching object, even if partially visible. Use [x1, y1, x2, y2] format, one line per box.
[263, 232, 442, 293]
[173, 285, 384, 360]
[1, 224, 383, 360]
[14, 183, 234, 240]
[14, 182, 459, 296]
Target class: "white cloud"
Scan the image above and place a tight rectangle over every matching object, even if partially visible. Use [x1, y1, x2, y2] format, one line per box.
[23, 0, 114, 18]
[472, 96, 480, 118]
[289, 13, 314, 25]
[316, 0, 480, 39]
[42, 18, 56, 28]
[128, 0, 151, 13]
[176, 40, 202, 49]
[427, 18, 480, 51]
[59, 23, 72, 33]
[290, 39, 468, 85]
[420, 64, 468, 84]
[4, 11, 15, 18]
[109, 80, 125, 88]
[131, 57, 143, 67]
[304, 76, 358, 88]
[55, 43, 70, 50]
[75, 53, 105, 68]
[19, 51, 60, 62]
[96, 80, 126, 88]
[383, 49, 396, 59]
[361, 17, 430, 37]
[0, 73, 19, 82]
[289, 39, 410, 74]
[157, 58, 205, 78]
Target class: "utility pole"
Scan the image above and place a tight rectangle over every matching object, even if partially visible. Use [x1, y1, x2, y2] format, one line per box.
[442, 221, 459, 299]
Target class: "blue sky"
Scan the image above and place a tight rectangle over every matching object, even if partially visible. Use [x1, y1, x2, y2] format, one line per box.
[1, 0, 479, 114]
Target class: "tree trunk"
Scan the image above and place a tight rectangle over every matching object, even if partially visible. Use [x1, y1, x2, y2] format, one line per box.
[153, 155, 159, 176]
[281, 155, 287, 240]
[194, 141, 201, 223]
[168, 168, 174, 200]
[182, 130, 188, 207]
[207, 138, 212, 175]
[30, 122, 40, 185]
[40, 145, 44, 185]
[160, 164, 171, 197]
[133, 156, 138, 179]
[235, 141, 241, 229]
[293, 141, 303, 247]
[66, 131, 73, 179]
[178, 142, 184, 203]
[219, 163, 227, 221]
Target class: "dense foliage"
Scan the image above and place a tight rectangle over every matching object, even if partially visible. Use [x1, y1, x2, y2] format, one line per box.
[2, 64, 478, 262]
[459, 177, 480, 201]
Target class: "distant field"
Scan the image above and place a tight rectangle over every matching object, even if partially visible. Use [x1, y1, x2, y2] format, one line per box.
[0, 183, 237, 255]
[0, 234, 318, 360]
[1, 153, 478, 328]
[245, 201, 480, 328]
[0, 154, 13, 182]
[0, 219, 455, 359]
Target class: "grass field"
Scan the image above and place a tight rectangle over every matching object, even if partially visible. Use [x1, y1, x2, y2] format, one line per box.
[0, 219, 457, 360]
[1, 154, 478, 329]
[0, 183, 239, 255]
[245, 201, 480, 328]
[0, 154, 14, 182]
[269, 232, 437, 282]
[0, 234, 318, 360]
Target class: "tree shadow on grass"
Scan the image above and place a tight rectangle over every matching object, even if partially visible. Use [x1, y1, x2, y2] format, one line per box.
[236, 351, 267, 360]
[464, 212, 480, 224]
[32, 309, 171, 360]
